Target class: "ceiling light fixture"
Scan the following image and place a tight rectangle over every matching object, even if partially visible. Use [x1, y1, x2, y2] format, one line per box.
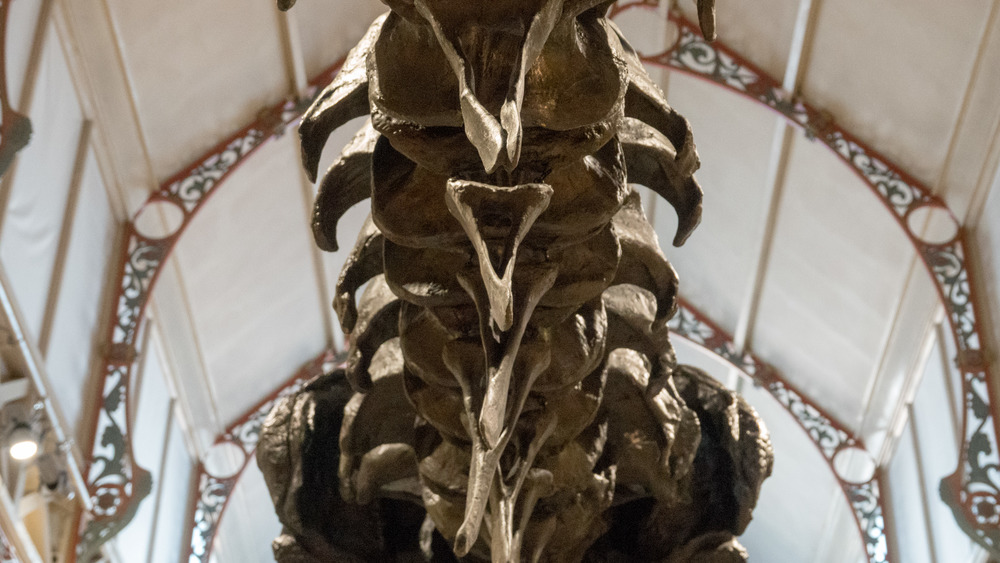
[8, 421, 38, 461]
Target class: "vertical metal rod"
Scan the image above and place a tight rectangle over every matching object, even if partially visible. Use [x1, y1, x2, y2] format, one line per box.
[907, 405, 940, 563]
[935, 322, 963, 448]
[0, 265, 91, 512]
[296, 167, 338, 350]
[38, 120, 92, 356]
[277, 9, 309, 98]
[143, 398, 175, 563]
[729, 0, 821, 368]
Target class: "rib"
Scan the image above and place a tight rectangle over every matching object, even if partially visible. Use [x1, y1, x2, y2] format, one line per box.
[610, 190, 680, 326]
[345, 275, 401, 392]
[333, 216, 384, 334]
[312, 121, 378, 252]
[619, 117, 703, 246]
[299, 14, 385, 182]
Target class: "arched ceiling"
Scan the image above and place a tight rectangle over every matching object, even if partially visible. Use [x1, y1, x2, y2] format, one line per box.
[3, 0, 1000, 561]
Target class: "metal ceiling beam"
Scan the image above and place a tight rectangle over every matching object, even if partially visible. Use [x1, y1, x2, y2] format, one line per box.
[0, 474, 42, 563]
[277, 7, 340, 350]
[730, 0, 821, 362]
[277, 9, 309, 98]
[37, 120, 92, 357]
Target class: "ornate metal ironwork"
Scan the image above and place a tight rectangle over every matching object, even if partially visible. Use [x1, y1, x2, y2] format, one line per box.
[612, 2, 1000, 557]
[184, 351, 335, 563]
[670, 300, 891, 563]
[76, 59, 347, 559]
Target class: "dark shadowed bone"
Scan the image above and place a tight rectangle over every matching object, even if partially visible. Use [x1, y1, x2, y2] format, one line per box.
[445, 267, 557, 558]
[312, 121, 378, 252]
[445, 180, 553, 334]
[603, 285, 701, 485]
[345, 276, 401, 392]
[0, 110, 31, 180]
[299, 15, 383, 182]
[602, 285, 672, 379]
[673, 365, 773, 535]
[412, 0, 565, 173]
[339, 338, 419, 505]
[619, 117, 703, 246]
[610, 190, 679, 326]
[258, 370, 389, 561]
[276, 0, 296, 11]
[333, 217, 384, 334]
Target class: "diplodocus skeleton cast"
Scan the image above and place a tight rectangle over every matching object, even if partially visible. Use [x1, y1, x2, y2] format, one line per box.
[258, 1, 773, 561]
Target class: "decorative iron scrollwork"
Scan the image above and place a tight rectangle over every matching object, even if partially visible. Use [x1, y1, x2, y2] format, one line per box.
[77, 58, 348, 556]
[184, 352, 334, 563]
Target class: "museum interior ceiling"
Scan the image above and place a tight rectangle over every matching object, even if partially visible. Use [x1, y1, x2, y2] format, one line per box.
[1, 0, 1000, 561]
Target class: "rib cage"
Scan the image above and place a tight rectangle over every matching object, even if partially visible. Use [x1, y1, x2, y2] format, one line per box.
[258, 2, 773, 562]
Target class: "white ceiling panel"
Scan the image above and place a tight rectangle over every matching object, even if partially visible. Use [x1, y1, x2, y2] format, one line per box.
[213, 461, 282, 563]
[149, 420, 195, 563]
[0, 28, 83, 339]
[171, 134, 327, 426]
[4, 0, 44, 108]
[854, 268, 939, 451]
[655, 73, 779, 332]
[938, 5, 1000, 220]
[293, 0, 386, 79]
[802, 0, 993, 187]
[104, 0, 290, 181]
[751, 132, 916, 428]
[152, 266, 222, 438]
[738, 381, 856, 562]
[43, 150, 116, 438]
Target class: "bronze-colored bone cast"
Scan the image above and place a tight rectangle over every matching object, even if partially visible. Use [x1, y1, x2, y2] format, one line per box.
[259, 1, 772, 561]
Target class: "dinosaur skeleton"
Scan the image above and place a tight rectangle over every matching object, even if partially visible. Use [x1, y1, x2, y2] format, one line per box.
[258, 1, 772, 561]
